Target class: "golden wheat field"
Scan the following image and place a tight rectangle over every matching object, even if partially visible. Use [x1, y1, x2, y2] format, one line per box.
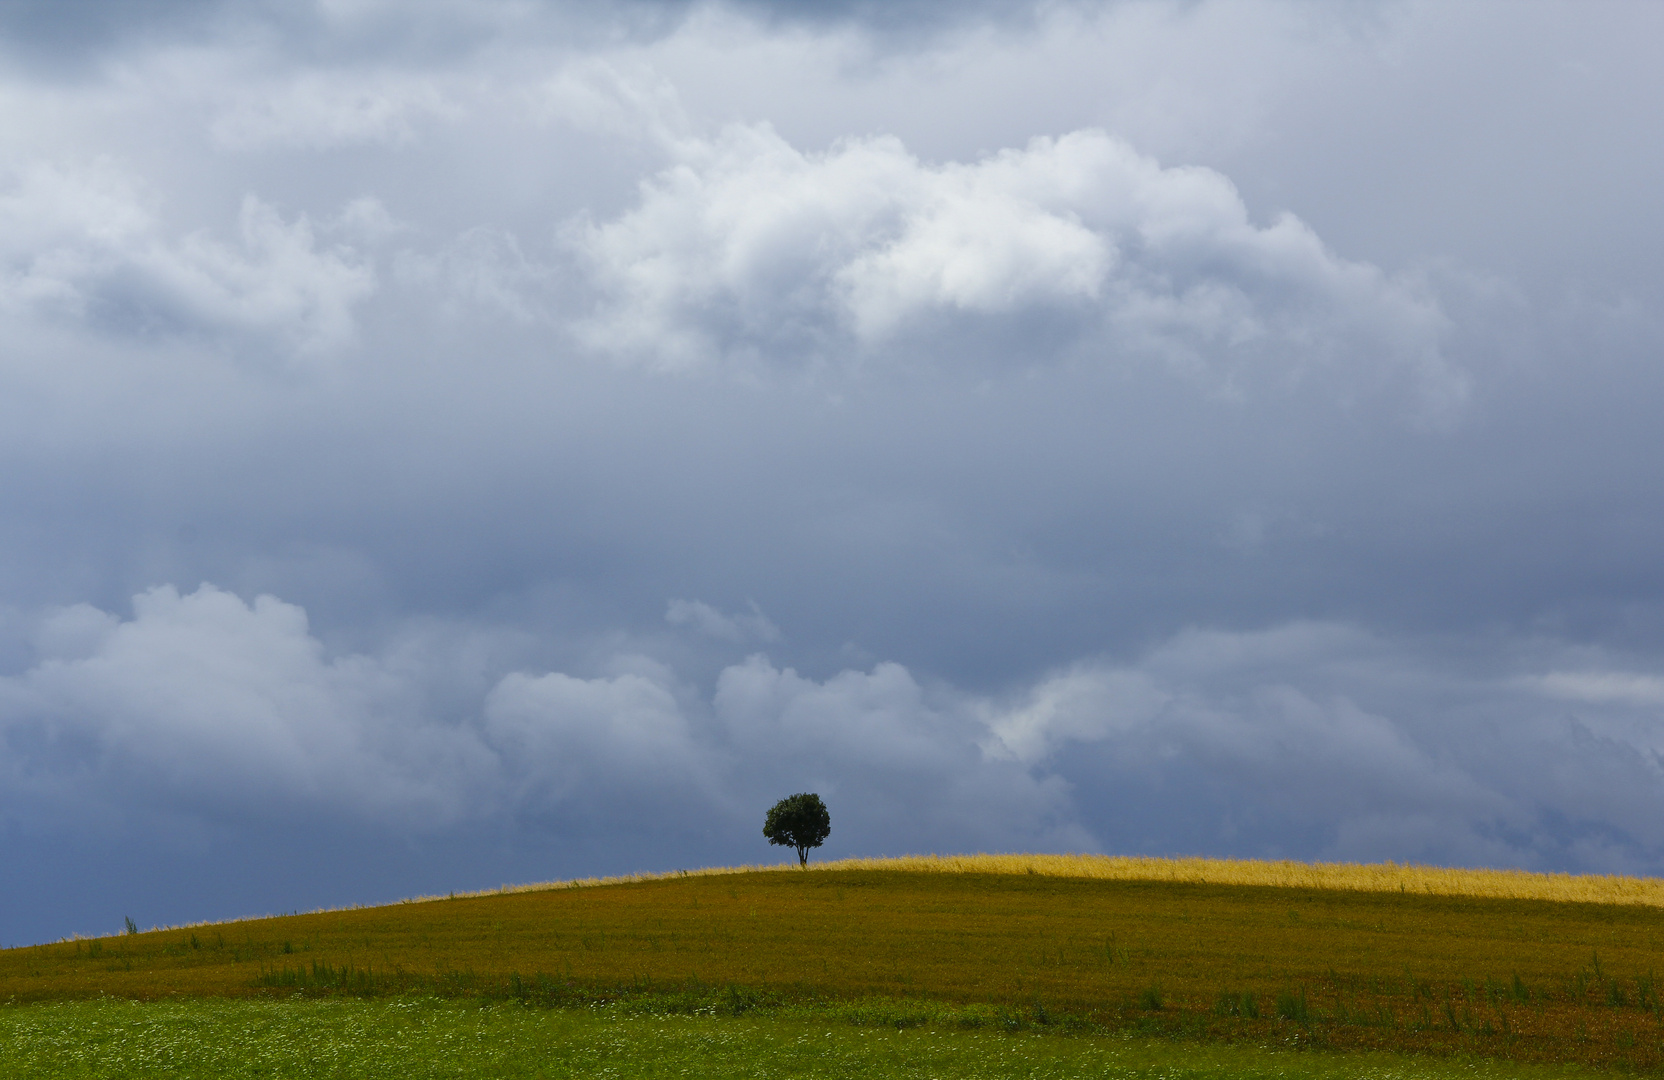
[6, 856, 1664, 1069]
[469, 853, 1664, 909]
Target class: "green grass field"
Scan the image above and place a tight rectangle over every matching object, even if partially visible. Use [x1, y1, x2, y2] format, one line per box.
[0, 998, 1607, 1079]
[4, 859, 1664, 1075]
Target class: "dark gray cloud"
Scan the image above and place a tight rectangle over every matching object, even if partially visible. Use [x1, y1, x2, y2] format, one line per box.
[0, 0, 1041, 73]
[2, 0, 1664, 945]
[709, 0, 1047, 38]
[0, 0, 221, 52]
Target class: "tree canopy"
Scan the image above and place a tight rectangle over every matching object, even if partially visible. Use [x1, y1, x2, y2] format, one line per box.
[763, 793, 831, 867]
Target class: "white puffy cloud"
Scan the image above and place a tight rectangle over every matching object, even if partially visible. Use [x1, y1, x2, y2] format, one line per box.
[979, 665, 1169, 765]
[978, 630, 1515, 863]
[484, 665, 714, 808]
[980, 623, 1664, 870]
[573, 123, 1459, 411]
[0, 160, 376, 351]
[717, 655, 955, 770]
[0, 585, 493, 826]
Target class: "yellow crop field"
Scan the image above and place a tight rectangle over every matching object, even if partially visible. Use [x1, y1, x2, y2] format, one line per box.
[5, 857, 1664, 1069]
[472, 852, 1664, 909]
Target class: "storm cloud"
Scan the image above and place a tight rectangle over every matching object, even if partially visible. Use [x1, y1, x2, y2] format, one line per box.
[2, 0, 1664, 944]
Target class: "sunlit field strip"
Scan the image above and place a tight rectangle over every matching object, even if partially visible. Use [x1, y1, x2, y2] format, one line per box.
[425, 853, 1664, 912]
[815, 855, 1664, 908]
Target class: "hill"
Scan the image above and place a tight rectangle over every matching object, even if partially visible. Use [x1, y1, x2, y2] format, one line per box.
[4, 855, 1663, 1069]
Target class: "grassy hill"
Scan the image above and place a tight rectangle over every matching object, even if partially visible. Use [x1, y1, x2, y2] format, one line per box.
[5, 855, 1664, 1070]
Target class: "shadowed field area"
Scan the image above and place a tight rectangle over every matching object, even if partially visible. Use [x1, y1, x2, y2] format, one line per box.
[4, 861, 1664, 1068]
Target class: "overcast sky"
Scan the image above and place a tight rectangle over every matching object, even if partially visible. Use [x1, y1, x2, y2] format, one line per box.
[3, 0, 1663, 945]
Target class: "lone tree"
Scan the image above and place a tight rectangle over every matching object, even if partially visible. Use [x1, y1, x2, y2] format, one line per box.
[763, 792, 830, 867]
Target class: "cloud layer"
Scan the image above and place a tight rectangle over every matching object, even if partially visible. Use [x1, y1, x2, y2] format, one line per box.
[2, 0, 1664, 943]
[7, 587, 1664, 894]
